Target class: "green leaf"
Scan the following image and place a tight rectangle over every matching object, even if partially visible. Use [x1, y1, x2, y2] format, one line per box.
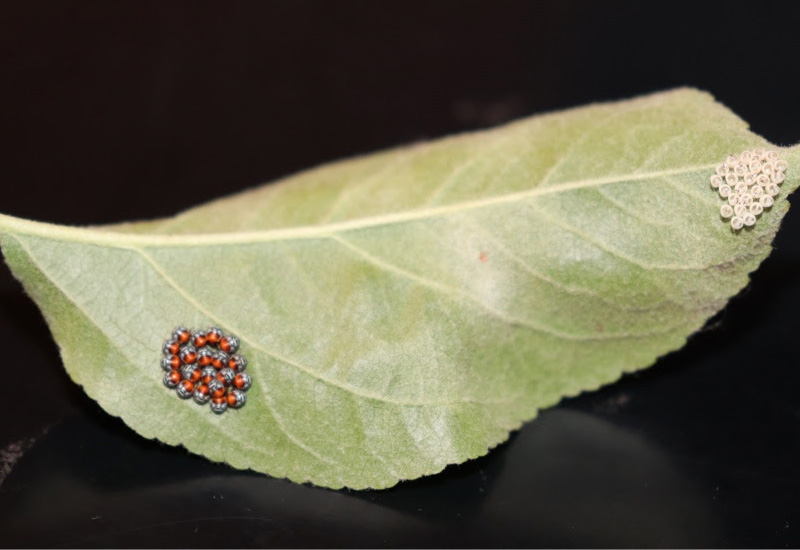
[0, 88, 796, 489]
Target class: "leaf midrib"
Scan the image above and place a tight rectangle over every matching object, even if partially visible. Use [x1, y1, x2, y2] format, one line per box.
[0, 163, 715, 248]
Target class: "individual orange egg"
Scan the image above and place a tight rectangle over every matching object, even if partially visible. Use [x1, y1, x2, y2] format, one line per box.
[192, 331, 208, 348]
[173, 327, 191, 344]
[206, 327, 222, 345]
[233, 373, 252, 390]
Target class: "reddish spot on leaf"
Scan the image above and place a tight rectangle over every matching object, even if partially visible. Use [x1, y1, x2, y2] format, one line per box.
[595, 324, 604, 332]
[479, 251, 488, 263]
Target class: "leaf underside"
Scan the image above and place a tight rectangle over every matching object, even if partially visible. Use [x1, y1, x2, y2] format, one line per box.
[0, 88, 797, 489]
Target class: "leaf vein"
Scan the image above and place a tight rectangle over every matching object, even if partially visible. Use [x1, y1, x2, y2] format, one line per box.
[593, 187, 674, 228]
[662, 175, 719, 206]
[463, 219, 661, 311]
[528, 204, 711, 271]
[330, 234, 679, 342]
[0, 163, 718, 248]
[134, 247, 340, 468]
[9, 235, 262, 460]
[135, 246, 504, 408]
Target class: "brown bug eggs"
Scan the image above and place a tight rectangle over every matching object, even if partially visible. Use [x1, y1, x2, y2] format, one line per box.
[161, 327, 251, 414]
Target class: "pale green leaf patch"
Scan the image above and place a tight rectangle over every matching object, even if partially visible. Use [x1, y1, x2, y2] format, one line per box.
[0, 88, 797, 489]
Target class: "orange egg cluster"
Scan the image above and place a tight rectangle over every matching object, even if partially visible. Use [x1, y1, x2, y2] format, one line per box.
[161, 326, 251, 414]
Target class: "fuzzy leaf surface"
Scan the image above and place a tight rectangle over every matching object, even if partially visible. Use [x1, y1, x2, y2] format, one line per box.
[0, 89, 796, 489]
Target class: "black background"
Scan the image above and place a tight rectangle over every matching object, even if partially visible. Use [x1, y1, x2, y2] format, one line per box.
[1, 1, 799, 547]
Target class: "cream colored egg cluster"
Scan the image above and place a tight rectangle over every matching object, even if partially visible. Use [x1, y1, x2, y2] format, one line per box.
[710, 148, 786, 230]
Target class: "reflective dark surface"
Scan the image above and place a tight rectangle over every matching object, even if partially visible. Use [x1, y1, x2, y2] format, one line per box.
[1, 2, 800, 547]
